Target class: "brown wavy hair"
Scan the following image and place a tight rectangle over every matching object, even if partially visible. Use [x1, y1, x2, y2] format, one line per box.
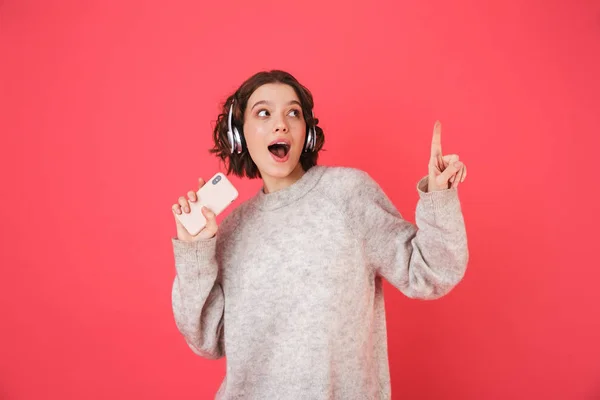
[209, 70, 325, 179]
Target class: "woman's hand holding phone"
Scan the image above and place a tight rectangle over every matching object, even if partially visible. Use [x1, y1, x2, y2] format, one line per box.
[172, 177, 219, 242]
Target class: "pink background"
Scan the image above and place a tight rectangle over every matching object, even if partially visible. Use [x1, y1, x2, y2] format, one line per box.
[1, 0, 599, 399]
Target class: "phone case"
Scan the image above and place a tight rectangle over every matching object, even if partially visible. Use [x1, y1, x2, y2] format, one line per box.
[176, 172, 239, 236]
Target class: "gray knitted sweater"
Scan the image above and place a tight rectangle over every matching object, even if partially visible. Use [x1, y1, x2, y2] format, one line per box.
[171, 165, 469, 399]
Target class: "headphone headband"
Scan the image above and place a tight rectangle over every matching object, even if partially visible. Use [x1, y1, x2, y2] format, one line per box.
[228, 102, 234, 130]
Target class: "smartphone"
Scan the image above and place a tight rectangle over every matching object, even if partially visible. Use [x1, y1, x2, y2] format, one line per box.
[175, 172, 239, 236]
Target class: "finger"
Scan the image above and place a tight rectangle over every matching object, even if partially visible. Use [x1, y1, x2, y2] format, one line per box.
[430, 121, 443, 160]
[431, 154, 456, 173]
[452, 167, 464, 188]
[442, 154, 459, 166]
[449, 163, 458, 182]
[438, 154, 445, 172]
[436, 161, 463, 187]
[172, 203, 182, 215]
[450, 170, 460, 183]
[441, 154, 458, 173]
[198, 177, 205, 189]
[178, 196, 190, 213]
[188, 190, 197, 203]
[455, 164, 468, 187]
[201, 206, 218, 236]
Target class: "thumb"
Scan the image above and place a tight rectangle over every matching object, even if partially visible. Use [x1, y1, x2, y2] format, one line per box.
[199, 206, 218, 238]
[436, 161, 463, 186]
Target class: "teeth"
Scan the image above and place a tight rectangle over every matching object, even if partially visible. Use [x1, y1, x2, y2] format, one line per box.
[268, 141, 289, 148]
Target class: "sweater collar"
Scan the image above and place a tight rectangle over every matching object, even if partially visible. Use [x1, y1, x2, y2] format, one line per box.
[252, 165, 326, 211]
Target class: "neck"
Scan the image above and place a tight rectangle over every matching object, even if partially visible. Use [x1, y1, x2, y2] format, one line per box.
[261, 163, 306, 194]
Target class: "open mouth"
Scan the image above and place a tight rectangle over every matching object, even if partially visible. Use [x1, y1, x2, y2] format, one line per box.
[268, 142, 290, 158]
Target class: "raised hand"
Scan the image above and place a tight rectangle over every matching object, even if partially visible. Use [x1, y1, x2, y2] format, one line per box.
[428, 121, 468, 192]
[172, 177, 219, 241]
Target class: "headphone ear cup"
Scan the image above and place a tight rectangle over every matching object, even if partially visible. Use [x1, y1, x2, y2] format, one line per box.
[305, 111, 317, 152]
[227, 129, 235, 154]
[232, 127, 243, 154]
[236, 127, 246, 154]
[305, 127, 316, 152]
[303, 127, 311, 152]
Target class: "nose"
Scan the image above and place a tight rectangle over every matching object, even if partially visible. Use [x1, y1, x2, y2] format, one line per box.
[273, 116, 289, 133]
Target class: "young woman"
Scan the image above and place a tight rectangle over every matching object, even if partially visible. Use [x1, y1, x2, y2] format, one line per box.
[170, 70, 469, 399]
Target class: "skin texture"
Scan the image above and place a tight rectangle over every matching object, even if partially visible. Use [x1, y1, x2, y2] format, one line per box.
[242, 83, 308, 194]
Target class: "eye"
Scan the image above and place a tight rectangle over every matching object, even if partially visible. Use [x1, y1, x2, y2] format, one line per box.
[257, 109, 269, 117]
[288, 109, 301, 118]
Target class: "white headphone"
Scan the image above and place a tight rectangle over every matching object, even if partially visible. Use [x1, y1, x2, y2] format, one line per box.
[226, 101, 317, 154]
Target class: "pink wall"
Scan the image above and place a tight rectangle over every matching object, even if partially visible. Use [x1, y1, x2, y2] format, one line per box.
[1, 0, 599, 399]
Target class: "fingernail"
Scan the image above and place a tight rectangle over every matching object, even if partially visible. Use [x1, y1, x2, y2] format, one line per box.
[454, 161, 463, 168]
[184, 207, 190, 213]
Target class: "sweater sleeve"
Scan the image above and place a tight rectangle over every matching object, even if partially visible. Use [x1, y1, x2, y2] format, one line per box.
[171, 236, 225, 359]
[351, 172, 469, 299]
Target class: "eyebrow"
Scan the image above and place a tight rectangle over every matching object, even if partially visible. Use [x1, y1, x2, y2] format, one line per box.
[250, 100, 302, 111]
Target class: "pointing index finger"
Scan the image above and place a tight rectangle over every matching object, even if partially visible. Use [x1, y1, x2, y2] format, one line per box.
[431, 120, 443, 159]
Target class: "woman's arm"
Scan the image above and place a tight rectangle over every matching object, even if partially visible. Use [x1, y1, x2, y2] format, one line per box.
[350, 171, 469, 299]
[171, 237, 225, 359]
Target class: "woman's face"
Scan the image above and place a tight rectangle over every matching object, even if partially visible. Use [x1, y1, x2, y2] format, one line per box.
[243, 83, 307, 180]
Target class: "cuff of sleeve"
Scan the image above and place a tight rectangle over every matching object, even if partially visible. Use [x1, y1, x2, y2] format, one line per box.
[416, 175, 460, 211]
[171, 236, 217, 275]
